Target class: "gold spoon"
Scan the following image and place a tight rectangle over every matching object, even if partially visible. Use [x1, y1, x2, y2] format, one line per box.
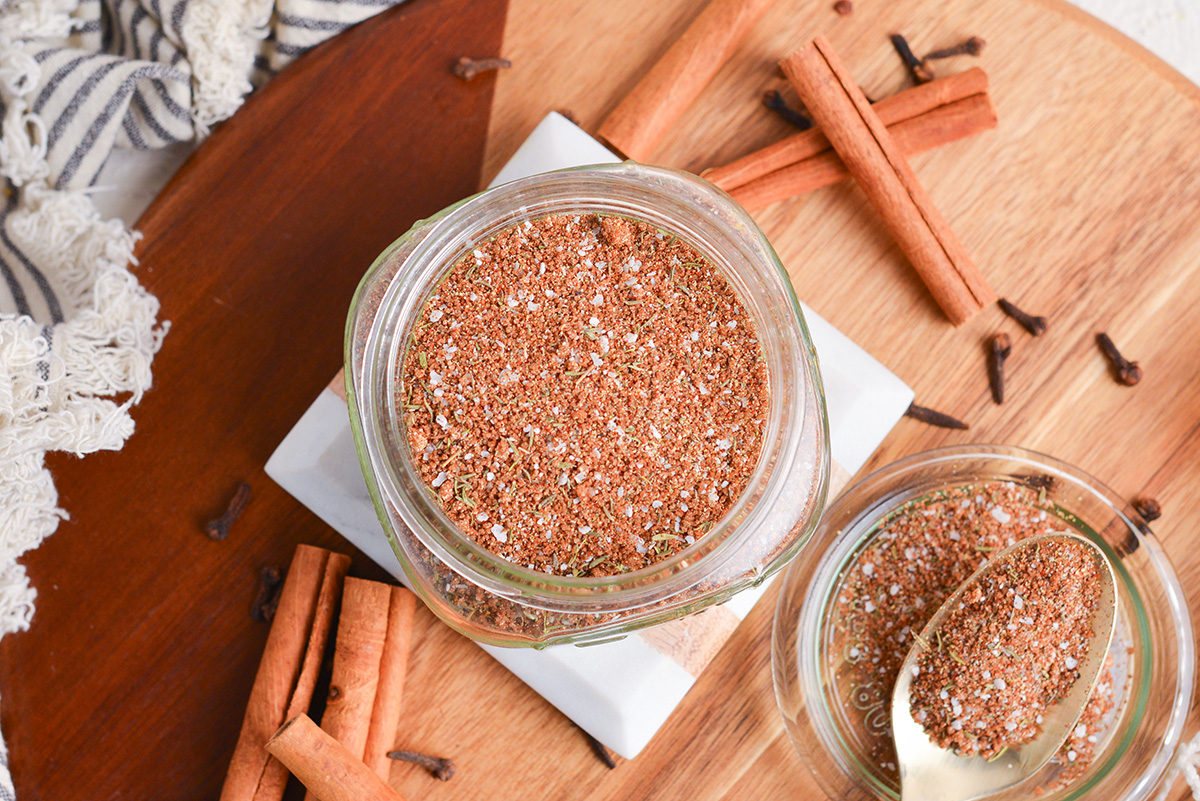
[890, 532, 1117, 801]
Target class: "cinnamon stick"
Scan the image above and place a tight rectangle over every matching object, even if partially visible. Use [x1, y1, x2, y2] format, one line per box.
[780, 38, 995, 325]
[705, 67, 989, 191]
[266, 714, 407, 801]
[363, 588, 418, 779]
[220, 545, 351, 801]
[597, 0, 779, 161]
[730, 92, 997, 210]
[302, 579, 392, 801]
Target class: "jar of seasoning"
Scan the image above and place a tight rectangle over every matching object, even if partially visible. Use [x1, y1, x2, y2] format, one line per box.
[346, 163, 830, 647]
[773, 445, 1193, 800]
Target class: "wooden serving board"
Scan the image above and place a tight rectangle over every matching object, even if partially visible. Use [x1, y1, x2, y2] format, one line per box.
[4, 0, 1200, 799]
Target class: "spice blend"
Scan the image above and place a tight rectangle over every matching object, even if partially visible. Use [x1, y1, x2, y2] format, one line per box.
[908, 538, 1102, 758]
[400, 213, 768, 577]
[829, 482, 1121, 785]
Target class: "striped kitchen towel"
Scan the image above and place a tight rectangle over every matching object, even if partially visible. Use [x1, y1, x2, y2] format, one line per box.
[0, 0, 404, 795]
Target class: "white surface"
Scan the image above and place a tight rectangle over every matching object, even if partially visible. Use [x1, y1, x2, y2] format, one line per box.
[91, 142, 195, 226]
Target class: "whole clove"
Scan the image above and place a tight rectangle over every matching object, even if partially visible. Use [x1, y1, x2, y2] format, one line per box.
[924, 36, 986, 61]
[1097, 333, 1142, 386]
[452, 56, 512, 81]
[1017, 474, 1056, 491]
[761, 90, 812, 129]
[988, 332, 1012, 404]
[998, 298, 1047, 336]
[1132, 497, 1162, 523]
[205, 481, 252, 541]
[251, 566, 283, 623]
[574, 723, 616, 769]
[388, 750, 456, 781]
[833, 0, 853, 15]
[890, 34, 934, 84]
[904, 402, 969, 430]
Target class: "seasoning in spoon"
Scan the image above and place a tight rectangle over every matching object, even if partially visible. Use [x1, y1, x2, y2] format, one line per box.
[829, 482, 1121, 786]
[400, 213, 768, 576]
[907, 538, 1103, 758]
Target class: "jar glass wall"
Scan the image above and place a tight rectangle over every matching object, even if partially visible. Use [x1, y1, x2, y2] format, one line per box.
[347, 163, 830, 647]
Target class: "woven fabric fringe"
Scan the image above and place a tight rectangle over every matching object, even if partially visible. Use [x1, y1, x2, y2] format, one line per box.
[1156, 730, 1200, 801]
[0, 0, 403, 794]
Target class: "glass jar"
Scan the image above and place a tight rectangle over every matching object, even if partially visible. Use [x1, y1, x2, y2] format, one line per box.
[346, 163, 830, 647]
[773, 445, 1193, 800]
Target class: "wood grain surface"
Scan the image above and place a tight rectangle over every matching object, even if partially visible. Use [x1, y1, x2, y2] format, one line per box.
[4, 0, 1200, 799]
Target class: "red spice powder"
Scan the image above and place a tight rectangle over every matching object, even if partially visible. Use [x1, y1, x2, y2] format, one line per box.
[908, 538, 1102, 759]
[400, 213, 768, 576]
[829, 481, 1121, 785]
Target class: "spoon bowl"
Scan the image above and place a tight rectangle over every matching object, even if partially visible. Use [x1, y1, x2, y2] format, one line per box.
[890, 532, 1118, 801]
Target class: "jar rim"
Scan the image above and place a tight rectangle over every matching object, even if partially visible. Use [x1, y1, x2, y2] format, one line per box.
[349, 163, 830, 613]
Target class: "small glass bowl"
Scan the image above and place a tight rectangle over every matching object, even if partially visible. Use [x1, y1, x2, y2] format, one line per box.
[346, 163, 830, 647]
[772, 445, 1193, 800]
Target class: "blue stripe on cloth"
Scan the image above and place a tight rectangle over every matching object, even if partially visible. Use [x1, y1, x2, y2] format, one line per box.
[150, 75, 190, 120]
[169, 0, 185, 39]
[131, 87, 180, 142]
[121, 109, 150, 149]
[0, 244, 34, 319]
[276, 13, 358, 32]
[38, 325, 55, 384]
[272, 42, 312, 57]
[128, 5, 148, 58]
[148, 24, 167, 62]
[0, 197, 62, 323]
